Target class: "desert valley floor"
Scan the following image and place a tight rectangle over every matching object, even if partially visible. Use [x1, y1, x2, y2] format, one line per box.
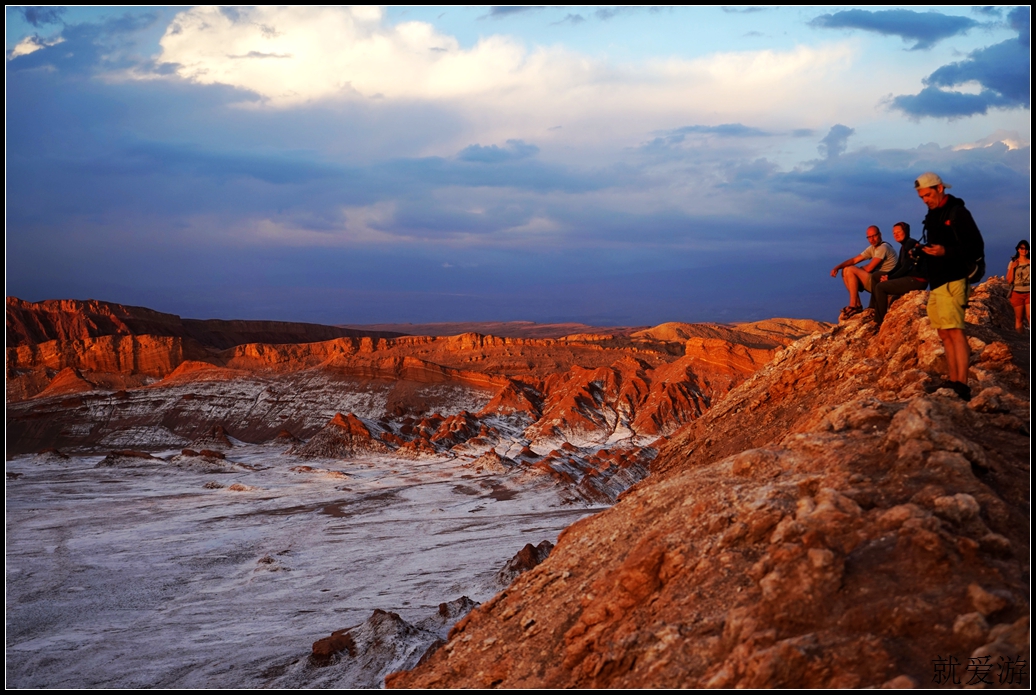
[6, 442, 597, 688]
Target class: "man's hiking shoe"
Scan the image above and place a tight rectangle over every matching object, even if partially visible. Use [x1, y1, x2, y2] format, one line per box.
[926, 379, 972, 401]
[948, 381, 972, 401]
[839, 305, 863, 321]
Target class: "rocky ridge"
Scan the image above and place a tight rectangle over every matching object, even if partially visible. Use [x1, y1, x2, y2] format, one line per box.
[7, 299, 823, 500]
[388, 278, 1030, 688]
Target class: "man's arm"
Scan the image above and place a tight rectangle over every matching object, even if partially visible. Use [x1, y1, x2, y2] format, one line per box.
[831, 254, 867, 277]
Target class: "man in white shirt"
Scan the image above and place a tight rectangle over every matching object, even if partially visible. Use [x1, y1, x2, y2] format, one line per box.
[830, 225, 898, 319]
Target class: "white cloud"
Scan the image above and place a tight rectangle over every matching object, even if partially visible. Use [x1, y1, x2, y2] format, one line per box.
[154, 6, 861, 140]
[953, 129, 1028, 151]
[204, 202, 402, 247]
[8, 34, 65, 59]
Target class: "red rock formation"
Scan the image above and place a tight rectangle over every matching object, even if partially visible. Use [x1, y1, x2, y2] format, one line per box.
[496, 541, 555, 586]
[388, 278, 1030, 689]
[33, 367, 96, 399]
[291, 413, 391, 458]
[430, 412, 482, 447]
[6, 297, 821, 458]
[6, 297, 400, 349]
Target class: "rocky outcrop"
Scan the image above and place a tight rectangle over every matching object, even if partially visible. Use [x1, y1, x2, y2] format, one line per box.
[388, 278, 1030, 689]
[267, 597, 479, 688]
[291, 413, 391, 458]
[191, 424, 234, 450]
[32, 367, 96, 399]
[96, 450, 165, 467]
[496, 541, 555, 587]
[6, 297, 399, 349]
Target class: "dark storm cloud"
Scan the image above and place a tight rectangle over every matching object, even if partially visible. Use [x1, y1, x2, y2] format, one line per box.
[18, 6, 66, 26]
[892, 7, 1030, 118]
[6, 55, 615, 247]
[119, 141, 344, 185]
[770, 138, 1029, 220]
[810, 9, 979, 50]
[377, 155, 613, 195]
[7, 10, 160, 75]
[818, 124, 855, 160]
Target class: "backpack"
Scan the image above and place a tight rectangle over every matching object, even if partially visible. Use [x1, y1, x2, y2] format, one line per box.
[922, 203, 985, 285]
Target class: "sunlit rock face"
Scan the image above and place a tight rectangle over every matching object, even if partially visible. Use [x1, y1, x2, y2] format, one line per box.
[7, 296, 822, 494]
[388, 278, 1030, 689]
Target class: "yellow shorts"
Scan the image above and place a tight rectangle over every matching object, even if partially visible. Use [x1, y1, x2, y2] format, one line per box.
[927, 280, 969, 330]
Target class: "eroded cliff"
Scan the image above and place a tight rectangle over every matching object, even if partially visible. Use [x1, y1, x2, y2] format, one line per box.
[388, 278, 1030, 688]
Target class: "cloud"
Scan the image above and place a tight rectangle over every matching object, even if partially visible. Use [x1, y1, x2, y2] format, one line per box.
[892, 7, 1029, 118]
[553, 14, 586, 26]
[18, 6, 66, 27]
[810, 9, 978, 50]
[8, 34, 65, 59]
[152, 6, 566, 105]
[673, 123, 771, 137]
[142, 4, 858, 141]
[818, 124, 854, 159]
[639, 123, 774, 157]
[721, 7, 771, 14]
[594, 7, 639, 21]
[485, 6, 545, 19]
[457, 139, 539, 163]
[1009, 5, 1030, 45]
[953, 129, 1028, 151]
[553, 7, 663, 25]
[972, 7, 1002, 18]
[7, 11, 160, 74]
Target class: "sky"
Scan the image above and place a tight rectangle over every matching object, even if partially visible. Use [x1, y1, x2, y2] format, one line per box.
[5, 6, 1031, 326]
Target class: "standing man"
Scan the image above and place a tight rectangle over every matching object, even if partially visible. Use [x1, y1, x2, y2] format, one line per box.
[872, 222, 928, 326]
[830, 225, 897, 319]
[915, 172, 984, 401]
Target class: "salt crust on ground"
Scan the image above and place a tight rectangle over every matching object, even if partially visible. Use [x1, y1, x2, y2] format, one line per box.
[5, 445, 600, 688]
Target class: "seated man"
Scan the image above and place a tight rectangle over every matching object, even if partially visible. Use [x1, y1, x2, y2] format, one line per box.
[830, 225, 897, 319]
[873, 221, 928, 326]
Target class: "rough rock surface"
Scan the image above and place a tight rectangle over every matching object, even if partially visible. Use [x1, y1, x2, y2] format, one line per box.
[387, 278, 1030, 689]
[496, 541, 555, 587]
[7, 302, 821, 477]
[6, 297, 399, 349]
[265, 597, 480, 688]
[290, 413, 391, 458]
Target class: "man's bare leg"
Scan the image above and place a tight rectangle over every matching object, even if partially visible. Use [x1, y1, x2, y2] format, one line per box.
[841, 267, 865, 307]
[937, 328, 970, 383]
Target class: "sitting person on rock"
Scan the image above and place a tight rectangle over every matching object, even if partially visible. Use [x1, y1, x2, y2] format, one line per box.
[830, 225, 897, 320]
[873, 222, 928, 326]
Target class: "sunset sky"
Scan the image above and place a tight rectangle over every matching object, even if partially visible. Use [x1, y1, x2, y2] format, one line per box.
[6, 6, 1030, 325]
